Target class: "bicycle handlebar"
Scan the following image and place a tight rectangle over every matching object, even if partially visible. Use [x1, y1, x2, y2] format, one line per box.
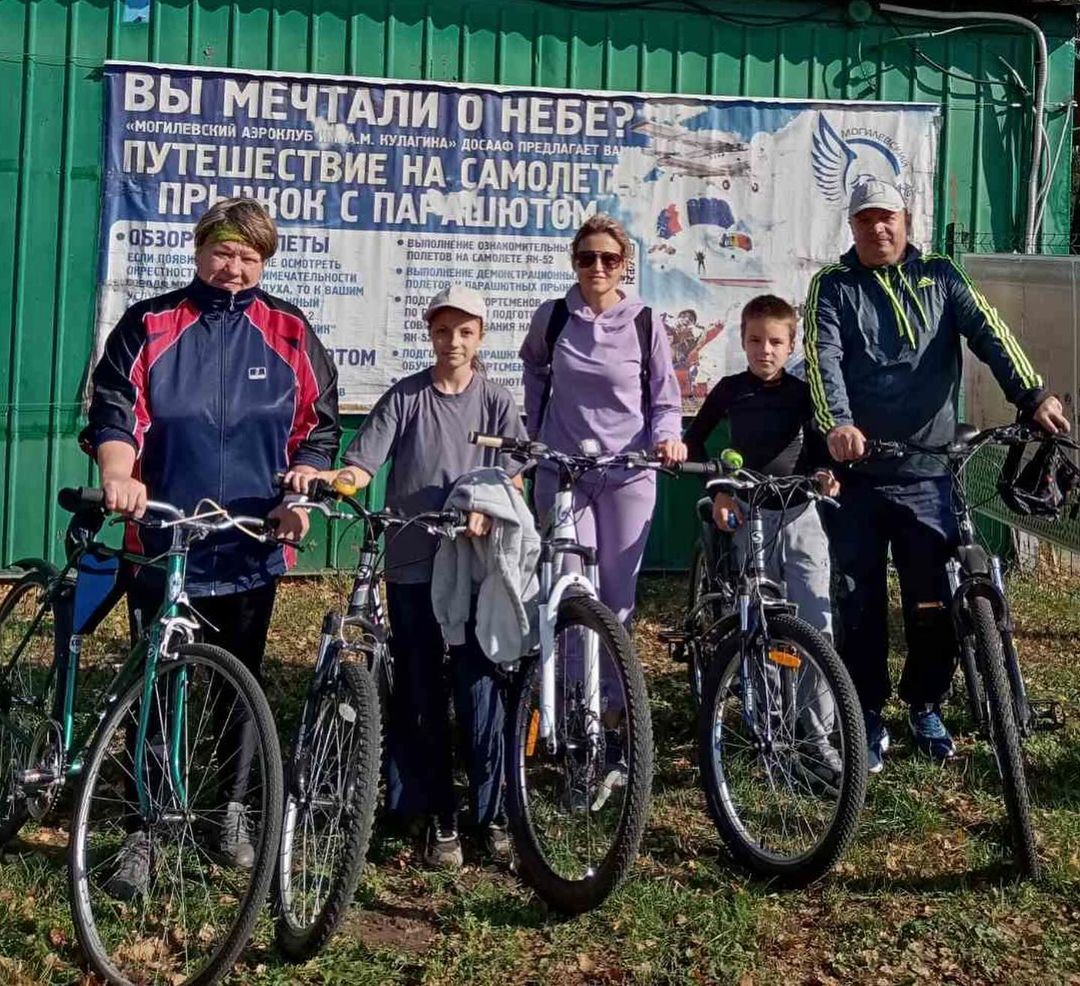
[467, 431, 721, 477]
[58, 488, 279, 540]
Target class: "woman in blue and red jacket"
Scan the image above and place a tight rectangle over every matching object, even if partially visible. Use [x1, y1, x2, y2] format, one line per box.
[81, 197, 338, 887]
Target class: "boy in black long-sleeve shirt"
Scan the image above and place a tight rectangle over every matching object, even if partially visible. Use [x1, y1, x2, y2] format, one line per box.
[684, 295, 836, 637]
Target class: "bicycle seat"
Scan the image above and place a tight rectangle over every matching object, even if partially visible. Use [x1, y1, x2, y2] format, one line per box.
[953, 422, 980, 447]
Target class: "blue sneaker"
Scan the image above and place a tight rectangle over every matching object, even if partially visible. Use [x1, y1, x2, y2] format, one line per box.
[908, 705, 956, 762]
[866, 709, 890, 775]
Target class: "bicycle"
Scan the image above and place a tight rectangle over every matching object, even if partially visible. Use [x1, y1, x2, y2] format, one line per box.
[467, 432, 710, 912]
[269, 475, 466, 959]
[865, 422, 1078, 877]
[0, 488, 284, 986]
[662, 455, 867, 885]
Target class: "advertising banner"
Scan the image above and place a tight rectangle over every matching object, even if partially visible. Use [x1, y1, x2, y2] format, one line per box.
[97, 62, 939, 410]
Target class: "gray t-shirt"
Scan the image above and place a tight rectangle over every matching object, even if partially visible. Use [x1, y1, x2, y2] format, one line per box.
[345, 369, 528, 583]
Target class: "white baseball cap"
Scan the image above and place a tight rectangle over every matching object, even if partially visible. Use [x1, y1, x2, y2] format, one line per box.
[424, 285, 487, 325]
[848, 179, 906, 217]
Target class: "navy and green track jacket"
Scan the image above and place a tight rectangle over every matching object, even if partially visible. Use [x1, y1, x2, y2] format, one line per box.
[804, 244, 1046, 478]
[80, 277, 340, 595]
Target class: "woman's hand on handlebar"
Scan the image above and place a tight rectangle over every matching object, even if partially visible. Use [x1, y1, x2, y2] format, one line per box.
[268, 501, 310, 542]
[654, 438, 688, 466]
[101, 475, 148, 518]
[712, 492, 743, 530]
[464, 511, 493, 538]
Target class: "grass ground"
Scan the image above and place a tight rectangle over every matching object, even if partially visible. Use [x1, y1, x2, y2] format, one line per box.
[1, 566, 1078, 985]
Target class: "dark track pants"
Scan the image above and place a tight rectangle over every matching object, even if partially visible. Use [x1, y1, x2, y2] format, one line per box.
[385, 581, 504, 830]
[825, 474, 959, 714]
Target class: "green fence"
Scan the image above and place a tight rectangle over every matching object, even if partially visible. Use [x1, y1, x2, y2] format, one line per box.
[1, 0, 1075, 573]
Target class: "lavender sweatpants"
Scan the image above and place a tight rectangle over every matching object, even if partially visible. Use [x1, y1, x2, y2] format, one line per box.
[533, 469, 656, 627]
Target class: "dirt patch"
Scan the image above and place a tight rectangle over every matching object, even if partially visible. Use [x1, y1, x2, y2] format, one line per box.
[342, 904, 441, 953]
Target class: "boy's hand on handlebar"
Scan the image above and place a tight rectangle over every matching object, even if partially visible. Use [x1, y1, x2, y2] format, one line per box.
[655, 438, 688, 465]
[712, 493, 743, 530]
[464, 511, 492, 538]
[1032, 395, 1070, 435]
[268, 502, 310, 542]
[827, 425, 867, 462]
[813, 468, 841, 497]
[101, 476, 148, 518]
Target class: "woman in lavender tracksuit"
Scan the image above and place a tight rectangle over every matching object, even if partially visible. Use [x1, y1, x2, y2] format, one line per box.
[520, 213, 686, 627]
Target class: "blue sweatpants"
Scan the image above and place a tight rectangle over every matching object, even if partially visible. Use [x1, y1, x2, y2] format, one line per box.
[825, 474, 959, 713]
[385, 581, 505, 830]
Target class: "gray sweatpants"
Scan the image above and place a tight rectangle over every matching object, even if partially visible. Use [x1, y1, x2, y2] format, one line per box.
[733, 501, 833, 638]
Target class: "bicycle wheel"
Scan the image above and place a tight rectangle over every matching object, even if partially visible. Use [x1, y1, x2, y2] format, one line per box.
[275, 660, 380, 960]
[505, 594, 653, 914]
[969, 595, 1038, 877]
[698, 612, 866, 886]
[69, 643, 283, 986]
[0, 568, 61, 847]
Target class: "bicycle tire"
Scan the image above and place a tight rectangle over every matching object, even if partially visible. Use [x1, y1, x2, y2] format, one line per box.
[275, 660, 381, 960]
[0, 568, 60, 847]
[69, 643, 283, 986]
[697, 612, 866, 886]
[504, 594, 653, 914]
[969, 595, 1039, 877]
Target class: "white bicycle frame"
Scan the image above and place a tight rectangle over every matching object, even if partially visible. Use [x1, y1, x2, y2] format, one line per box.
[537, 481, 602, 752]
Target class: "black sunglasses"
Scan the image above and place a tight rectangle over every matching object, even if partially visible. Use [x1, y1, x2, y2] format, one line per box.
[574, 250, 624, 271]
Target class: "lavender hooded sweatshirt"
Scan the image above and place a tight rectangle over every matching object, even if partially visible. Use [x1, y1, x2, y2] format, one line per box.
[520, 286, 683, 466]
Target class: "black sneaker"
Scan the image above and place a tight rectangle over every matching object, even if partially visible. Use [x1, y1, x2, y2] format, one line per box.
[217, 801, 255, 869]
[106, 830, 152, 900]
[422, 821, 463, 869]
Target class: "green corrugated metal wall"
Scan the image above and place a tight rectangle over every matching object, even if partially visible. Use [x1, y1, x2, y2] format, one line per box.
[0, 0, 1075, 572]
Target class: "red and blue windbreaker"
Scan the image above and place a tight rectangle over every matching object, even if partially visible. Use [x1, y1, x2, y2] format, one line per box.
[80, 277, 340, 596]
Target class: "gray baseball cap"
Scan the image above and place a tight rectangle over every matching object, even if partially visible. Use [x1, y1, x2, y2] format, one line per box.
[424, 284, 487, 324]
[848, 179, 906, 217]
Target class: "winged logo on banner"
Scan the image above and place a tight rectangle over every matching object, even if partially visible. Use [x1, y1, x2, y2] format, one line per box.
[811, 114, 903, 204]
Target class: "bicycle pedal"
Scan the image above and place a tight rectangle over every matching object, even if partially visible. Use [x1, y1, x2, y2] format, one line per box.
[1028, 700, 1066, 732]
[658, 629, 688, 663]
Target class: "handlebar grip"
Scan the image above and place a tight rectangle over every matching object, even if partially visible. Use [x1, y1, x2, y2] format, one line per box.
[58, 487, 106, 513]
[469, 431, 507, 449]
[675, 460, 720, 476]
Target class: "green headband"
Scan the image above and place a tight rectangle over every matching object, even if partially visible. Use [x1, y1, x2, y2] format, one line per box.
[204, 223, 253, 247]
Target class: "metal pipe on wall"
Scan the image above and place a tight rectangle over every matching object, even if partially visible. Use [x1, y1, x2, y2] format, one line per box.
[879, 3, 1048, 254]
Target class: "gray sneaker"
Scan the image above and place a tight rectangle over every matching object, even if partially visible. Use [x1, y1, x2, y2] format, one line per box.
[422, 822, 463, 869]
[482, 822, 512, 864]
[217, 801, 255, 869]
[106, 830, 152, 900]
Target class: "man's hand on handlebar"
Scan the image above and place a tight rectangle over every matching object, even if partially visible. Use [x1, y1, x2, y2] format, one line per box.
[1032, 395, 1071, 435]
[654, 438, 688, 466]
[827, 424, 867, 463]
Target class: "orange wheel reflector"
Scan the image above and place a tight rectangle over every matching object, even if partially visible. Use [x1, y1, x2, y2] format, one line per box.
[525, 709, 540, 757]
[767, 648, 801, 669]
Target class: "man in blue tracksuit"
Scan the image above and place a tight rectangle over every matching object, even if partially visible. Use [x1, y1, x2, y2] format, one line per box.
[805, 179, 1069, 773]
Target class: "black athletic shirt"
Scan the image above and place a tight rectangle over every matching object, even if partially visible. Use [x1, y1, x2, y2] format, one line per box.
[684, 370, 827, 476]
